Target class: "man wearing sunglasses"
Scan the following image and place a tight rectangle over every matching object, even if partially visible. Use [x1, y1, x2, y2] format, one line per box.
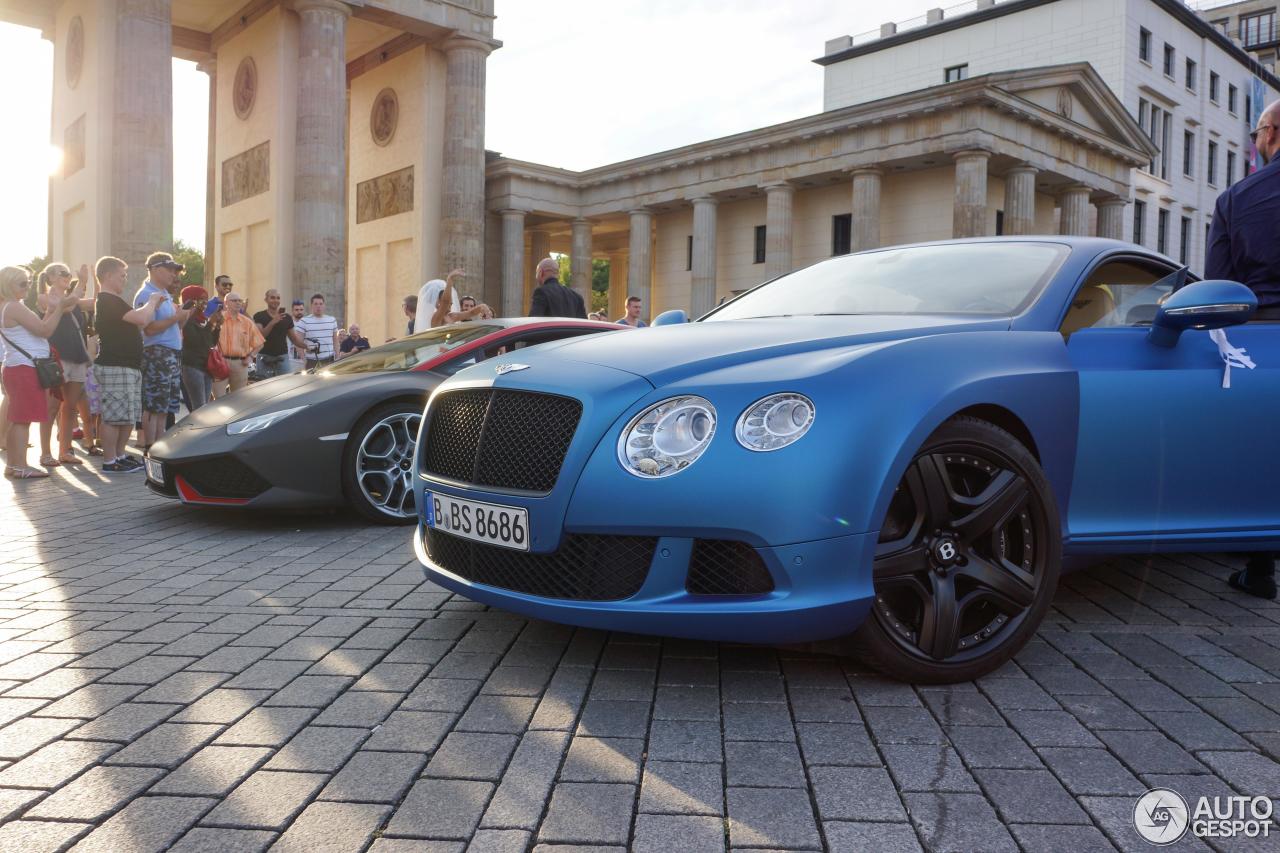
[1204, 99, 1280, 600]
[134, 252, 191, 451]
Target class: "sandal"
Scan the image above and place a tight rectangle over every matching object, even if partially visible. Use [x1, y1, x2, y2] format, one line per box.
[5, 467, 50, 480]
[39, 456, 61, 468]
[59, 453, 84, 465]
[87, 443, 104, 457]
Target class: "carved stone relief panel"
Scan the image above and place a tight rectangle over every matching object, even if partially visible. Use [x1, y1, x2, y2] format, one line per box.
[66, 16, 84, 89]
[221, 141, 270, 207]
[233, 57, 258, 120]
[371, 88, 399, 147]
[356, 166, 414, 224]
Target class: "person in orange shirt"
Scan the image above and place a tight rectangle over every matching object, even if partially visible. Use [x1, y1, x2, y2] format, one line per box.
[214, 292, 265, 397]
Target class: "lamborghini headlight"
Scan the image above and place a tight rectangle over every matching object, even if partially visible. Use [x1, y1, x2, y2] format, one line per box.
[617, 396, 716, 478]
[735, 393, 815, 451]
[226, 406, 308, 436]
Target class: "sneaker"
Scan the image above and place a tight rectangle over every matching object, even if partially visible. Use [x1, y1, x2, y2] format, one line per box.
[104, 460, 143, 474]
[120, 455, 145, 469]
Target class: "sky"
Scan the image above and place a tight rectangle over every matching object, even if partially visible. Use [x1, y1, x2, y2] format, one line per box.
[0, 1, 934, 264]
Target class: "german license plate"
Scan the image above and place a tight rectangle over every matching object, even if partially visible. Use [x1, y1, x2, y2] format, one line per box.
[145, 458, 164, 485]
[426, 491, 529, 552]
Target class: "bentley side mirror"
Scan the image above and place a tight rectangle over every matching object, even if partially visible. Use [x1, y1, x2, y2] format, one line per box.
[651, 309, 689, 326]
[1149, 280, 1256, 347]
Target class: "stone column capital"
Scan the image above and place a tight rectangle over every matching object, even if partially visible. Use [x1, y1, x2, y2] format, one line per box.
[1005, 162, 1038, 176]
[1095, 196, 1128, 209]
[629, 208, 653, 218]
[847, 166, 883, 178]
[761, 180, 794, 193]
[441, 35, 496, 56]
[690, 195, 718, 207]
[952, 149, 992, 164]
[291, 0, 352, 17]
[571, 217, 593, 228]
[196, 58, 216, 75]
[498, 208, 527, 217]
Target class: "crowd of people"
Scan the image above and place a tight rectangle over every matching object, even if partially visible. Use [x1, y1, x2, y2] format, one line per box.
[0, 252, 650, 481]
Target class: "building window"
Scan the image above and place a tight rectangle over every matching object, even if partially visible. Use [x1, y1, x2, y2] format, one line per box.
[685, 235, 693, 271]
[1208, 140, 1218, 185]
[1229, 83, 1238, 113]
[1139, 28, 1151, 62]
[1227, 149, 1237, 186]
[1179, 216, 1191, 265]
[1185, 58, 1197, 91]
[1139, 98, 1171, 180]
[753, 225, 766, 264]
[1241, 12, 1276, 47]
[1163, 43, 1175, 77]
[944, 64, 968, 83]
[1210, 72, 1220, 103]
[832, 214, 852, 256]
[1157, 208, 1169, 255]
[1133, 200, 1146, 246]
[1183, 130, 1194, 177]
[995, 210, 1005, 236]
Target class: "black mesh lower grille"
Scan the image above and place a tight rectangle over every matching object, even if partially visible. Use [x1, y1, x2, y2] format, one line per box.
[421, 389, 582, 493]
[686, 539, 775, 595]
[426, 528, 655, 601]
[176, 457, 270, 500]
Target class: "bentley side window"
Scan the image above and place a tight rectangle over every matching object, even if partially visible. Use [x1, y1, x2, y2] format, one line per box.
[1060, 260, 1182, 338]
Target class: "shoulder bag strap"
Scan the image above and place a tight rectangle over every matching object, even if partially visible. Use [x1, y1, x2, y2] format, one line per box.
[0, 304, 37, 362]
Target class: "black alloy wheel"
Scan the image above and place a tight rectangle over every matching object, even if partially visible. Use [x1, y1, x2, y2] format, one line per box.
[342, 401, 425, 525]
[854, 416, 1060, 683]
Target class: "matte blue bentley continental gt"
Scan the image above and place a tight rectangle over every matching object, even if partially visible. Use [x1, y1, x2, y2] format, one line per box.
[411, 237, 1274, 682]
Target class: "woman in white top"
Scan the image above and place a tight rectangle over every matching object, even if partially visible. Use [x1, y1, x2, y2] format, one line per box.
[0, 266, 77, 479]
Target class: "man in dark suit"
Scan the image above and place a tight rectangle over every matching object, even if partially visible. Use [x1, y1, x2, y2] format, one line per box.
[1205, 99, 1280, 600]
[529, 257, 587, 319]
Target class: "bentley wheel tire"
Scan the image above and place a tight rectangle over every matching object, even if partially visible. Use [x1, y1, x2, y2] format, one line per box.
[343, 402, 423, 525]
[854, 416, 1061, 683]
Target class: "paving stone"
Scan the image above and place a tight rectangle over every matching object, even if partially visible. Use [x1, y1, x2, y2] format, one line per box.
[809, 765, 905, 822]
[106, 722, 222, 768]
[0, 819, 91, 851]
[919, 687, 1005, 727]
[724, 739, 806, 788]
[559, 736, 644, 784]
[538, 782, 636, 845]
[1037, 747, 1145, 796]
[1095, 729, 1206, 775]
[5, 666, 108, 699]
[271, 801, 391, 852]
[881, 743, 980, 792]
[795, 721, 880, 767]
[264, 726, 368, 773]
[482, 730, 571, 829]
[426, 732, 519, 780]
[29, 684, 141, 720]
[647, 719, 723, 763]
[216, 706, 318, 747]
[225, 660, 312, 690]
[187, 645, 271, 674]
[263, 675, 353, 708]
[481, 665, 554, 697]
[862, 705, 947, 745]
[172, 688, 270, 724]
[632, 813, 724, 853]
[353, 662, 432, 693]
[1056, 694, 1152, 731]
[0, 738, 117, 789]
[823, 821, 924, 853]
[1079, 795, 1215, 853]
[0, 714, 81, 760]
[386, 779, 493, 839]
[1008, 823, 1119, 853]
[1197, 750, 1280, 794]
[637, 760, 723, 816]
[98, 654, 196, 685]
[134, 671, 229, 704]
[456, 694, 539, 733]
[202, 770, 327, 830]
[311, 690, 401, 727]
[364, 709, 454, 752]
[903, 792, 1018, 853]
[0, 787, 44, 822]
[529, 667, 594, 731]
[68, 795, 215, 852]
[402, 677, 482, 713]
[26, 764, 163, 821]
[576, 699, 650, 738]
[66, 701, 179, 742]
[152, 745, 272, 796]
[975, 767, 1090, 824]
[944, 724, 1042, 769]
[171, 827, 277, 853]
[320, 750, 426, 803]
[720, 670, 786, 703]
[1143, 710, 1252, 751]
[726, 786, 822, 849]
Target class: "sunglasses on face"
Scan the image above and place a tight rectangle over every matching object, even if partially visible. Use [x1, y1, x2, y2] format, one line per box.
[1251, 124, 1274, 141]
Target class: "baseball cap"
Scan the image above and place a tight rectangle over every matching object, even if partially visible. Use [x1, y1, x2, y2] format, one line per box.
[145, 251, 185, 272]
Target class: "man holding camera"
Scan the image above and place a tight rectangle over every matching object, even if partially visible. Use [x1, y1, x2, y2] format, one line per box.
[134, 252, 190, 450]
[253, 289, 304, 379]
[295, 293, 340, 370]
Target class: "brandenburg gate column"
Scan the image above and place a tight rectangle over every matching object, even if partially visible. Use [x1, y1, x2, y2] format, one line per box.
[850, 168, 881, 252]
[952, 150, 991, 238]
[1058, 185, 1092, 236]
[527, 229, 550, 310]
[627, 209, 653, 306]
[1002, 164, 1038, 235]
[292, 0, 350, 314]
[499, 209, 525, 318]
[440, 36, 495, 283]
[1095, 197, 1127, 240]
[113, 0, 174, 288]
[690, 196, 719, 317]
[198, 59, 216, 287]
[571, 219, 594, 310]
[763, 181, 794, 278]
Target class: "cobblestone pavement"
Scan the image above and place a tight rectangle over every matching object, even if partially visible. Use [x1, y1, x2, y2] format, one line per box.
[0, 471, 1277, 853]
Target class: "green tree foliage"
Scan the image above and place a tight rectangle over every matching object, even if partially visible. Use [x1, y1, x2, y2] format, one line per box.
[171, 239, 205, 286]
[26, 253, 50, 277]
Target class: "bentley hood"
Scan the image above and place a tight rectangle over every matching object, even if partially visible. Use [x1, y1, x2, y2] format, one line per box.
[525, 315, 1010, 385]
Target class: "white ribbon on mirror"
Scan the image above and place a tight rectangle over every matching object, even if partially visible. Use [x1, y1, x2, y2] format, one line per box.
[1209, 329, 1255, 389]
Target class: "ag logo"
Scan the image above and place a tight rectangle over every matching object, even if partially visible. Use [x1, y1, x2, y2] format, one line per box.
[1134, 788, 1189, 845]
[494, 363, 530, 376]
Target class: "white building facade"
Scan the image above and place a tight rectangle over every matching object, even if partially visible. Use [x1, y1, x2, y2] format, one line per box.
[819, 0, 1280, 274]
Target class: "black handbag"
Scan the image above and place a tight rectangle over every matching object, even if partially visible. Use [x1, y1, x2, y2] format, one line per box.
[0, 326, 65, 389]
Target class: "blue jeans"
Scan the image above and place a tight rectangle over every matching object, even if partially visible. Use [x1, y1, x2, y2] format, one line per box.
[181, 366, 213, 411]
[256, 353, 288, 379]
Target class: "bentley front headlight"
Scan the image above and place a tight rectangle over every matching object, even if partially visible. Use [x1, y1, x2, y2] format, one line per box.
[735, 393, 814, 451]
[618, 396, 716, 478]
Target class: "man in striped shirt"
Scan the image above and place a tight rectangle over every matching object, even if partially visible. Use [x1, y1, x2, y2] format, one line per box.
[295, 293, 340, 369]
